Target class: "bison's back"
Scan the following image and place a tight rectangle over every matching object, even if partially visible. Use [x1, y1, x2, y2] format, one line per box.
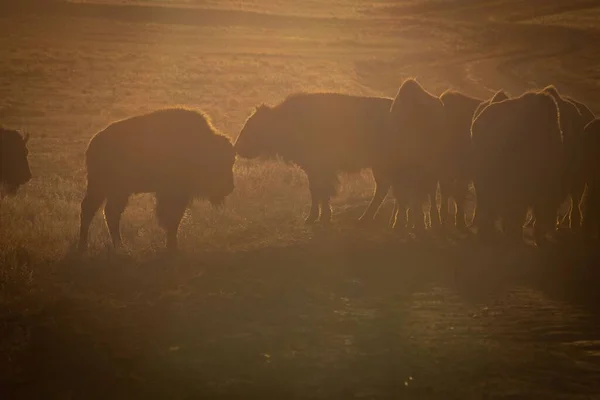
[472, 92, 562, 197]
[473, 90, 509, 121]
[86, 108, 230, 193]
[274, 93, 393, 171]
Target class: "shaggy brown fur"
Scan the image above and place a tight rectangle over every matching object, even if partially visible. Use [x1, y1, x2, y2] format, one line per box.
[539, 86, 590, 231]
[79, 108, 235, 252]
[438, 90, 483, 232]
[580, 118, 600, 240]
[471, 91, 563, 246]
[385, 78, 446, 234]
[472, 90, 510, 121]
[234, 92, 393, 225]
[0, 127, 31, 197]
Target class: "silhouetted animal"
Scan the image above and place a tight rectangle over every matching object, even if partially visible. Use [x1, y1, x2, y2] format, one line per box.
[539, 86, 592, 231]
[79, 108, 235, 252]
[472, 90, 509, 121]
[580, 118, 600, 240]
[386, 79, 446, 234]
[234, 93, 393, 225]
[469, 90, 510, 229]
[471, 91, 563, 246]
[0, 127, 31, 197]
[439, 90, 483, 232]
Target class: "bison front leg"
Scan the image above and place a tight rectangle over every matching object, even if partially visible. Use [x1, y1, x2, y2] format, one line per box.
[358, 170, 391, 224]
[104, 193, 129, 249]
[532, 199, 559, 247]
[438, 179, 453, 229]
[581, 184, 599, 241]
[155, 192, 189, 251]
[473, 182, 496, 242]
[306, 170, 337, 225]
[569, 185, 585, 232]
[454, 180, 471, 233]
[305, 174, 321, 225]
[320, 197, 332, 225]
[501, 200, 527, 245]
[78, 188, 106, 252]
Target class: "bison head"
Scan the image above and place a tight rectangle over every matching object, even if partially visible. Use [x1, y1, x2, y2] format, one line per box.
[1, 129, 32, 196]
[234, 104, 279, 159]
[203, 135, 236, 208]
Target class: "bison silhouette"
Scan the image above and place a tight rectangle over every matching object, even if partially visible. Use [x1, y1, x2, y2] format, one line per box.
[234, 92, 393, 225]
[471, 90, 563, 246]
[386, 78, 446, 234]
[439, 90, 483, 232]
[539, 87, 596, 231]
[580, 118, 600, 240]
[78, 108, 235, 252]
[0, 127, 32, 197]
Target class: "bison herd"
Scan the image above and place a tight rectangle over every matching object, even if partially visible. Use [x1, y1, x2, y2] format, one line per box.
[2, 78, 600, 252]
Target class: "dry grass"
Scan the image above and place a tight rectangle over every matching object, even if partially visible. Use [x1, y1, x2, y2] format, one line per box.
[2, 1, 600, 398]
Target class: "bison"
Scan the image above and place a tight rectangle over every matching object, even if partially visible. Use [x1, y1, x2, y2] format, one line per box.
[234, 93, 393, 225]
[580, 118, 600, 240]
[438, 90, 483, 232]
[78, 108, 235, 252]
[0, 127, 32, 197]
[386, 78, 446, 234]
[471, 90, 563, 246]
[538, 86, 593, 232]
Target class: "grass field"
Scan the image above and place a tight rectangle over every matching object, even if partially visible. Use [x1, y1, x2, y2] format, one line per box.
[2, 0, 600, 398]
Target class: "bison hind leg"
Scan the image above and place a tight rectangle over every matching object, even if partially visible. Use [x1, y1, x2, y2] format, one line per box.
[319, 197, 332, 225]
[79, 186, 106, 252]
[581, 184, 600, 241]
[501, 200, 527, 246]
[532, 200, 559, 247]
[104, 193, 130, 249]
[358, 171, 391, 225]
[155, 192, 190, 251]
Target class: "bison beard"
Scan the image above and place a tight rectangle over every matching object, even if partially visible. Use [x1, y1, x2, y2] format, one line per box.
[471, 91, 563, 246]
[234, 92, 394, 225]
[78, 108, 235, 252]
[0, 127, 32, 197]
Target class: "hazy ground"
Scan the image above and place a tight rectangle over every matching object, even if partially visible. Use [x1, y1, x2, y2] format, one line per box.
[2, 0, 600, 398]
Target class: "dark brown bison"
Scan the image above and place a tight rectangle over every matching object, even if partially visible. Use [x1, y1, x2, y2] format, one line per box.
[472, 90, 509, 121]
[386, 78, 446, 234]
[539, 86, 593, 232]
[438, 90, 483, 232]
[78, 108, 235, 252]
[471, 90, 563, 246]
[580, 118, 600, 240]
[0, 127, 32, 197]
[234, 93, 393, 225]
